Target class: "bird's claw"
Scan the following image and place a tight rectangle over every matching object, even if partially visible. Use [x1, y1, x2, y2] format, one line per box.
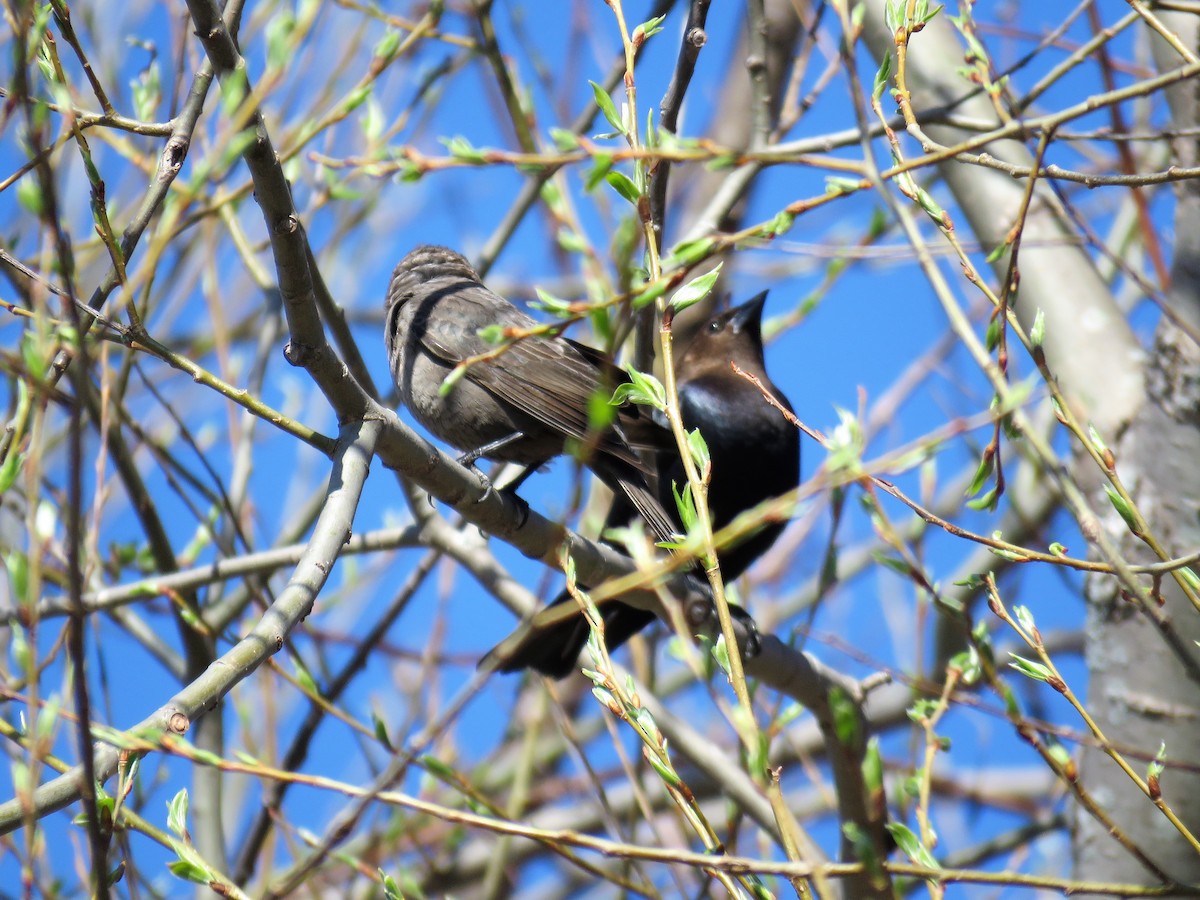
[463, 465, 530, 528]
[730, 605, 762, 659]
[505, 490, 531, 528]
[472, 469, 496, 504]
[685, 595, 762, 659]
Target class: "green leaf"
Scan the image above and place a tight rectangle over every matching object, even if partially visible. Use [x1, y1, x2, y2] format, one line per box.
[1180, 567, 1200, 592]
[710, 632, 731, 675]
[394, 158, 424, 182]
[343, 83, 372, 114]
[360, 98, 385, 142]
[556, 228, 588, 254]
[528, 290, 571, 318]
[106, 860, 125, 887]
[380, 869, 404, 900]
[1149, 742, 1167, 780]
[219, 68, 249, 118]
[35, 695, 61, 742]
[662, 238, 715, 270]
[669, 263, 722, 312]
[130, 53, 161, 122]
[587, 387, 617, 433]
[950, 646, 981, 684]
[167, 789, 189, 837]
[374, 28, 402, 61]
[686, 427, 710, 476]
[767, 209, 795, 236]
[1029, 308, 1046, 347]
[829, 686, 859, 746]
[985, 239, 1010, 263]
[873, 52, 893, 100]
[632, 14, 667, 43]
[167, 859, 211, 883]
[671, 480, 697, 531]
[420, 755, 456, 782]
[907, 698, 938, 721]
[476, 324, 506, 345]
[826, 407, 865, 475]
[851, 0, 867, 30]
[610, 368, 666, 411]
[5, 551, 29, 607]
[1103, 485, 1139, 534]
[633, 705, 661, 743]
[605, 170, 640, 204]
[590, 685, 619, 711]
[1, 451, 28, 494]
[886, 822, 941, 869]
[631, 277, 668, 310]
[549, 127, 578, 151]
[914, 183, 949, 225]
[294, 663, 317, 694]
[220, 128, 258, 169]
[584, 152, 613, 191]
[825, 175, 862, 196]
[965, 451, 994, 497]
[965, 486, 999, 512]
[589, 80, 624, 135]
[438, 364, 469, 397]
[748, 730, 770, 778]
[644, 746, 681, 785]
[1046, 737, 1073, 771]
[265, 11, 298, 69]
[441, 135, 486, 164]
[16, 177, 44, 217]
[984, 317, 1002, 351]
[539, 181, 562, 211]
[872, 551, 913, 578]
[861, 737, 883, 792]
[1008, 653, 1051, 682]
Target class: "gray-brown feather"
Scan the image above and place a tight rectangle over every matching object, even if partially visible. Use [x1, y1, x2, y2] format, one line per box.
[385, 244, 675, 540]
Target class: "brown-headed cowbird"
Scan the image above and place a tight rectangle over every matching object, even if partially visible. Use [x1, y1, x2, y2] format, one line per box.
[385, 245, 677, 542]
[484, 290, 801, 677]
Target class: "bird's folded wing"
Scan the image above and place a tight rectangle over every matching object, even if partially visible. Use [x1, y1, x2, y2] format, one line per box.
[414, 285, 658, 472]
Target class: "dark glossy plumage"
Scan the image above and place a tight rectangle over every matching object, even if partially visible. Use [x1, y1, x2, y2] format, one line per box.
[385, 245, 676, 542]
[486, 290, 801, 677]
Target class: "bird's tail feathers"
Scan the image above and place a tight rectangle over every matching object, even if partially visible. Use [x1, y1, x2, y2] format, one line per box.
[614, 476, 679, 546]
[479, 594, 657, 679]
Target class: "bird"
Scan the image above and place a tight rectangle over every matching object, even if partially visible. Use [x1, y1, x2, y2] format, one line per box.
[385, 244, 677, 543]
[484, 289, 801, 678]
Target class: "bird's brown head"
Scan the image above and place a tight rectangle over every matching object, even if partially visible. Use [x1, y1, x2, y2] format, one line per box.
[676, 289, 770, 378]
[388, 245, 481, 309]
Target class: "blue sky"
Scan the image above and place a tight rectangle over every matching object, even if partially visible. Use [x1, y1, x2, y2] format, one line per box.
[0, 1, 1164, 894]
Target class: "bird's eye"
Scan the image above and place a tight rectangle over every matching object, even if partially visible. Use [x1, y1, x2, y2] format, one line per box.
[709, 320, 723, 333]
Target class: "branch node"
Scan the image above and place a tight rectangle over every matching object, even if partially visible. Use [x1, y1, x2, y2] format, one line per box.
[283, 341, 318, 367]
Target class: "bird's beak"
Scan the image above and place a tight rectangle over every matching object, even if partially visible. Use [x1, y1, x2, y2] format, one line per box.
[729, 290, 768, 337]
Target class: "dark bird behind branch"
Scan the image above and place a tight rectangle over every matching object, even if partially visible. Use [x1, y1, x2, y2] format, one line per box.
[384, 244, 676, 542]
[484, 290, 802, 678]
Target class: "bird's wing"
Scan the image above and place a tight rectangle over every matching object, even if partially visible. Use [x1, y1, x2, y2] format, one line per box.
[408, 282, 659, 471]
[561, 337, 676, 454]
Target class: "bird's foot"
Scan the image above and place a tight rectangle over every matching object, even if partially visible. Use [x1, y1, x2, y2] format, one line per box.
[502, 488, 531, 528]
[456, 431, 526, 468]
[685, 591, 761, 660]
[729, 605, 762, 659]
[460, 465, 530, 528]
